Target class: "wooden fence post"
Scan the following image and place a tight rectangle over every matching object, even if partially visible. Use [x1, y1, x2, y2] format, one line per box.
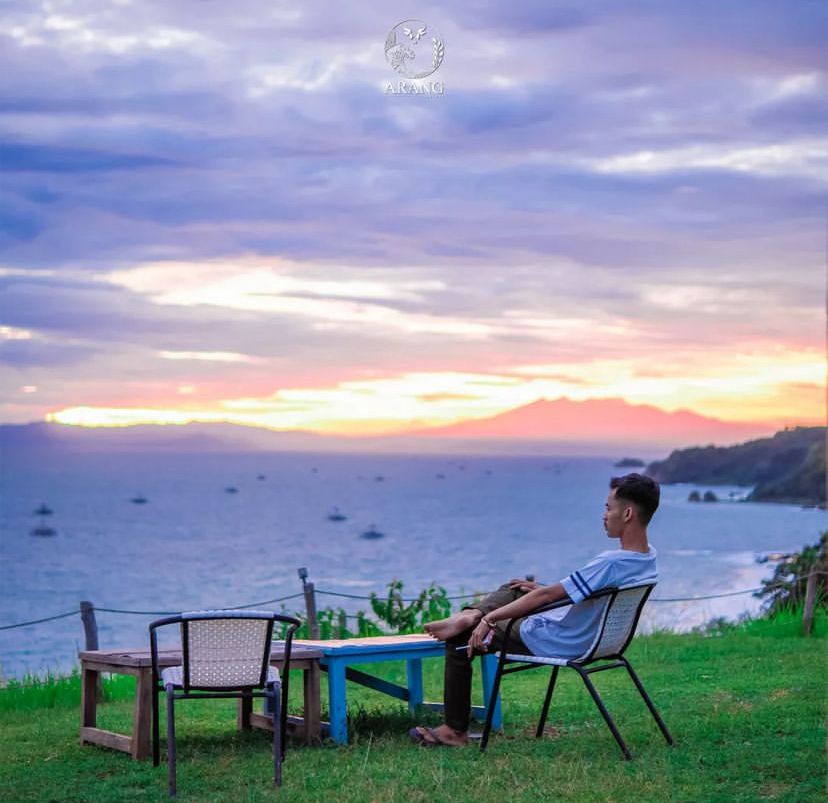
[803, 541, 826, 636]
[802, 571, 818, 636]
[80, 600, 99, 651]
[303, 583, 320, 639]
[80, 601, 102, 700]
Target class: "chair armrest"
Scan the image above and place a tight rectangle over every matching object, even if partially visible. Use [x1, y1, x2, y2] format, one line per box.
[499, 586, 622, 640]
[523, 585, 620, 617]
[149, 615, 183, 679]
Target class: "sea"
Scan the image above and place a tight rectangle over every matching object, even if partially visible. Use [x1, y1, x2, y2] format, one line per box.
[1, 451, 825, 679]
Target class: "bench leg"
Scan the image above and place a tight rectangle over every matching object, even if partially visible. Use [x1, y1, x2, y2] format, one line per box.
[304, 663, 322, 744]
[80, 665, 98, 738]
[132, 668, 152, 760]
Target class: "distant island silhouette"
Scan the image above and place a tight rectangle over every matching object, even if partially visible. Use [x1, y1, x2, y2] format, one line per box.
[614, 457, 645, 468]
[647, 426, 826, 507]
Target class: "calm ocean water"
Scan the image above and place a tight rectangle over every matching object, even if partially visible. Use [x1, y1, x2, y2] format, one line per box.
[1, 451, 825, 678]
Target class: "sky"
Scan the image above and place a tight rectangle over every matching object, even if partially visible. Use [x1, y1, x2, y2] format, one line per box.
[0, 0, 825, 436]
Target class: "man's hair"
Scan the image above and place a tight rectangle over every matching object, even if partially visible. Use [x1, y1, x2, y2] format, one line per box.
[610, 473, 660, 525]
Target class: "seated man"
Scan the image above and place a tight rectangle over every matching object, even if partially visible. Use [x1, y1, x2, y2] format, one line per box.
[410, 472, 660, 747]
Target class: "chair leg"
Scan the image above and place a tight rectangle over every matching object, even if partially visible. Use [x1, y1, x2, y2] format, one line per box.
[152, 686, 160, 766]
[573, 667, 632, 760]
[620, 658, 674, 746]
[279, 676, 289, 761]
[480, 660, 505, 753]
[166, 686, 177, 796]
[240, 690, 252, 730]
[536, 665, 560, 738]
[270, 682, 283, 787]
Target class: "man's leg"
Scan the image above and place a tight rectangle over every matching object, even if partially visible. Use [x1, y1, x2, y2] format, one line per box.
[414, 594, 534, 746]
[442, 613, 533, 732]
[442, 623, 476, 734]
[425, 584, 525, 641]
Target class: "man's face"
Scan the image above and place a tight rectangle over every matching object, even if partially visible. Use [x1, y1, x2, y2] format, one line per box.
[603, 489, 628, 538]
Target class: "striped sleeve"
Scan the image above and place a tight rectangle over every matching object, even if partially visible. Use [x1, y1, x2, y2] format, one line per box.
[560, 557, 613, 604]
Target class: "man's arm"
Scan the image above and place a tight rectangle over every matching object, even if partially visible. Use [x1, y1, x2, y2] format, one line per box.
[468, 583, 569, 653]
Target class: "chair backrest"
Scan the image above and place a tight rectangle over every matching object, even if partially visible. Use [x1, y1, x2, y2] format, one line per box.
[578, 583, 655, 663]
[181, 611, 273, 689]
[150, 609, 302, 693]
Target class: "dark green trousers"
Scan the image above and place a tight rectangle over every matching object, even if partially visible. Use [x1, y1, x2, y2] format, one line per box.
[443, 583, 533, 731]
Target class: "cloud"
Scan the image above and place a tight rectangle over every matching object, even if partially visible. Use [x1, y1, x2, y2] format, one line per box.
[0, 0, 824, 426]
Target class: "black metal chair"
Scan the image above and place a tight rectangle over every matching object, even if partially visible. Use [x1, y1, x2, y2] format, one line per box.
[480, 582, 674, 759]
[149, 610, 300, 796]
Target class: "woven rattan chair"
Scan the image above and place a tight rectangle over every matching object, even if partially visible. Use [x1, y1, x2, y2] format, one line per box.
[149, 610, 300, 796]
[480, 582, 673, 759]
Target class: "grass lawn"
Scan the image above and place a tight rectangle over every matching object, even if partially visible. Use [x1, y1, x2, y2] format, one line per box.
[1, 612, 825, 802]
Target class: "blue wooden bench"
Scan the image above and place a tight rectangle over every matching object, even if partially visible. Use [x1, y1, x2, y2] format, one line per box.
[296, 634, 503, 744]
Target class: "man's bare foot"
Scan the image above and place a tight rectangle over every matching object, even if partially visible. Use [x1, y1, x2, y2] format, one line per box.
[410, 724, 469, 746]
[424, 610, 482, 641]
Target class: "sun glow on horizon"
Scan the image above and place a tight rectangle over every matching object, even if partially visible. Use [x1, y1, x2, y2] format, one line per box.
[45, 344, 826, 435]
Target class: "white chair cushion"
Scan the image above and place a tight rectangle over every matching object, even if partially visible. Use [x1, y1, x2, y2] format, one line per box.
[162, 664, 279, 688]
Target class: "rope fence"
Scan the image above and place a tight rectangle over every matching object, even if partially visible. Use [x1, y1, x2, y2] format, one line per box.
[2, 575, 822, 633]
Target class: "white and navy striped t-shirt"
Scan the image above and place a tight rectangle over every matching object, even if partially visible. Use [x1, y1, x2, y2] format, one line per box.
[519, 546, 657, 660]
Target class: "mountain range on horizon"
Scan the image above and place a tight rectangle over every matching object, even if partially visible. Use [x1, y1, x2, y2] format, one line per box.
[0, 397, 780, 457]
[404, 398, 774, 444]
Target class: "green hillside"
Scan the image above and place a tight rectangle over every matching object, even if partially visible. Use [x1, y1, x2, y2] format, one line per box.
[647, 427, 826, 506]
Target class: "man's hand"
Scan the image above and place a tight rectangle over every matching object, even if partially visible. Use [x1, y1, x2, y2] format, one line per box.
[467, 619, 494, 657]
[508, 578, 541, 593]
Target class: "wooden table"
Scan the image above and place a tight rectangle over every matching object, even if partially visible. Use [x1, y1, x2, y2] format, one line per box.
[295, 635, 503, 744]
[79, 644, 323, 760]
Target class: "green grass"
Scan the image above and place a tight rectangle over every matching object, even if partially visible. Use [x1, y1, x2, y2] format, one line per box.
[1, 611, 825, 802]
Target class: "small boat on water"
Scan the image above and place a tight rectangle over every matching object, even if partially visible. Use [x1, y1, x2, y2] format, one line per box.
[257, 474, 266, 481]
[224, 486, 239, 494]
[360, 525, 385, 540]
[327, 507, 347, 522]
[31, 511, 56, 536]
[33, 503, 53, 515]
[131, 495, 148, 505]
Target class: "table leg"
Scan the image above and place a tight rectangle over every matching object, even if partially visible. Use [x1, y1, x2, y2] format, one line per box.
[406, 658, 424, 713]
[132, 668, 153, 760]
[480, 654, 502, 731]
[326, 660, 349, 745]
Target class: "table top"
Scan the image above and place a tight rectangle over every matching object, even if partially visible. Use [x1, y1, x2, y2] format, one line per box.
[79, 643, 324, 668]
[80, 635, 443, 667]
[295, 634, 444, 657]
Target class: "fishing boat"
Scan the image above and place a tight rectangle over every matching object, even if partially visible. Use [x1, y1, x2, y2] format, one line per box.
[360, 525, 385, 540]
[225, 486, 239, 494]
[327, 507, 347, 522]
[31, 512, 56, 536]
[33, 503, 53, 515]
[131, 495, 148, 504]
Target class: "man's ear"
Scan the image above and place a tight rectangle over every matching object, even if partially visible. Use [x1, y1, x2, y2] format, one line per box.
[622, 505, 634, 523]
